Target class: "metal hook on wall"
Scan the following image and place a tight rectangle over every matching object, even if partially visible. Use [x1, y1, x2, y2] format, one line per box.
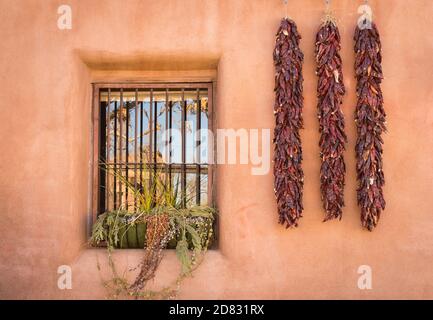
[283, 0, 289, 19]
[323, 0, 337, 25]
[357, 0, 373, 29]
[325, 0, 331, 14]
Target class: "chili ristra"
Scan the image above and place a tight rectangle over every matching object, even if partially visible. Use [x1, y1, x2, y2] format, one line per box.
[315, 20, 347, 221]
[354, 23, 386, 231]
[273, 18, 304, 228]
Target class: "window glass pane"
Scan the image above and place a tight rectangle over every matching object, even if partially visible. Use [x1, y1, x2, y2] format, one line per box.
[200, 90, 209, 164]
[153, 89, 167, 164]
[106, 90, 120, 163]
[122, 90, 135, 209]
[186, 171, 196, 207]
[122, 90, 136, 163]
[98, 85, 211, 213]
[137, 90, 151, 163]
[110, 90, 121, 210]
[134, 90, 150, 200]
[171, 171, 182, 207]
[99, 90, 109, 161]
[200, 167, 208, 206]
[185, 90, 197, 164]
[99, 90, 108, 210]
[169, 89, 183, 164]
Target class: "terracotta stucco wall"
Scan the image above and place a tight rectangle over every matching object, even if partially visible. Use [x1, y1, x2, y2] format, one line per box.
[0, 0, 432, 299]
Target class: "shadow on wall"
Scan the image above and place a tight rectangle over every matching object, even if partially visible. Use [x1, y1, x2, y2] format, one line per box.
[75, 49, 220, 71]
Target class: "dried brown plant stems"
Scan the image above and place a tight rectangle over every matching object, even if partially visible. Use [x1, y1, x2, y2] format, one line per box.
[129, 214, 170, 292]
[354, 23, 386, 231]
[315, 17, 347, 221]
[273, 18, 304, 228]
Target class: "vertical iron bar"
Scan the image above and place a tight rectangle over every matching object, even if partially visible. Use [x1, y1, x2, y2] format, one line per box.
[113, 100, 118, 209]
[99, 95, 107, 214]
[181, 89, 186, 207]
[119, 88, 124, 208]
[134, 89, 138, 210]
[149, 89, 153, 191]
[153, 97, 158, 201]
[165, 89, 169, 186]
[125, 95, 129, 210]
[132, 90, 139, 245]
[140, 98, 144, 192]
[92, 84, 99, 224]
[168, 99, 173, 191]
[208, 84, 214, 207]
[154, 99, 158, 163]
[153, 100, 158, 164]
[196, 89, 201, 205]
[106, 89, 111, 210]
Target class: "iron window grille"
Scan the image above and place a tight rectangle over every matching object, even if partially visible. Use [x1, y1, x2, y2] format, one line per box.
[92, 83, 214, 219]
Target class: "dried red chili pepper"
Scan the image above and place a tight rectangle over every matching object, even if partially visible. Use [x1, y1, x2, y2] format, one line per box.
[354, 23, 386, 231]
[315, 20, 347, 221]
[273, 18, 304, 228]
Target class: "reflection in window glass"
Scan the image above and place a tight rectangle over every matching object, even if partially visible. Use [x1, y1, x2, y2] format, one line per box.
[200, 93, 209, 164]
[185, 90, 197, 164]
[169, 90, 182, 164]
[98, 84, 212, 213]
[200, 170, 208, 206]
[153, 90, 167, 164]
[186, 172, 196, 207]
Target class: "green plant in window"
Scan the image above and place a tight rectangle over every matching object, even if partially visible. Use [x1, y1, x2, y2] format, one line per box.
[90, 162, 216, 299]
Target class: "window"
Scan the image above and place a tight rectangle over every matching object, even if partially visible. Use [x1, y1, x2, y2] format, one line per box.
[92, 83, 214, 218]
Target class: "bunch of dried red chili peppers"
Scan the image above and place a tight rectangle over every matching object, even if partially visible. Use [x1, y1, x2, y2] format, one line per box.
[273, 18, 305, 228]
[273, 11, 386, 231]
[315, 20, 347, 221]
[354, 23, 386, 231]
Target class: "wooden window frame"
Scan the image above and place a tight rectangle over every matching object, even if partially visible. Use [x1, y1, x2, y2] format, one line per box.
[90, 82, 216, 226]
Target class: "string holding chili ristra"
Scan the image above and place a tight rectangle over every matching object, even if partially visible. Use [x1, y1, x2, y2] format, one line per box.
[273, 17, 304, 228]
[315, 13, 347, 221]
[354, 22, 386, 231]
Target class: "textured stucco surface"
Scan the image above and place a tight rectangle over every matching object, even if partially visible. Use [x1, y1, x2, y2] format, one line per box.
[0, 0, 433, 299]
